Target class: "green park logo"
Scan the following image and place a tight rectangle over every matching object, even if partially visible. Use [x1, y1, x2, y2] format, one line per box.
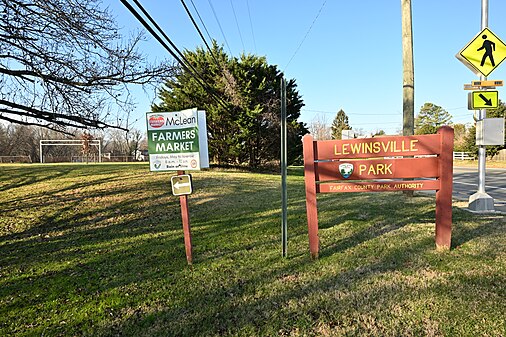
[339, 163, 354, 179]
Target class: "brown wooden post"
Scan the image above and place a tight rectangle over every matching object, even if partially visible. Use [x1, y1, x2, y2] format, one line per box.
[303, 135, 319, 259]
[435, 126, 454, 250]
[178, 170, 193, 264]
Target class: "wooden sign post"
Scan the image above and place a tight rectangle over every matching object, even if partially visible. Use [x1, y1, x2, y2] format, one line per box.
[177, 170, 193, 265]
[303, 126, 454, 259]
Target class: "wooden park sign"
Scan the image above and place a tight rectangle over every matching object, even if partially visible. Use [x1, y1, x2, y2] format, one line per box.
[303, 126, 454, 259]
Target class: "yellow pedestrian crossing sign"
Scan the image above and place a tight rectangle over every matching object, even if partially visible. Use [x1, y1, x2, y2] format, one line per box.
[468, 90, 499, 110]
[457, 27, 506, 77]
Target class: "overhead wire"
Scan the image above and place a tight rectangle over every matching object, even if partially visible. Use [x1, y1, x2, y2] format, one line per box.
[284, 0, 327, 71]
[207, 0, 233, 55]
[119, 0, 229, 109]
[180, 0, 242, 107]
[245, 0, 257, 53]
[229, 0, 245, 52]
[180, 0, 222, 68]
[303, 109, 400, 116]
[189, 0, 215, 46]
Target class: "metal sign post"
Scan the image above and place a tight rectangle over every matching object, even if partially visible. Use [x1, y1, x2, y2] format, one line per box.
[470, 0, 495, 212]
[280, 77, 288, 258]
[456, 0, 506, 212]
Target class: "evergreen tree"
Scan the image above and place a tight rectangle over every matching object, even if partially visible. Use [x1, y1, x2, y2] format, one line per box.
[331, 109, 352, 140]
[152, 42, 308, 167]
[415, 103, 452, 135]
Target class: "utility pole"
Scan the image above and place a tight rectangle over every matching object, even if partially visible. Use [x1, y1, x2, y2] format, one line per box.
[401, 0, 415, 197]
[469, 0, 495, 212]
[401, 0, 414, 137]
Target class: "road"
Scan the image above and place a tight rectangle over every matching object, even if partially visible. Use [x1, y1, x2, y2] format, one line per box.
[453, 166, 506, 213]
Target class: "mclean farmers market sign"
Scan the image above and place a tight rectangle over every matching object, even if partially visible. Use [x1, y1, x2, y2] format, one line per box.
[146, 108, 209, 171]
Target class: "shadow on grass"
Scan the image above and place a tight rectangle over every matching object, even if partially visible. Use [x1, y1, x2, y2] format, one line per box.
[102, 214, 504, 336]
[0, 165, 504, 336]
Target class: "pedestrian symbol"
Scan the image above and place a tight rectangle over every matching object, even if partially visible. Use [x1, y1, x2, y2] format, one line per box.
[457, 27, 506, 77]
[478, 34, 495, 67]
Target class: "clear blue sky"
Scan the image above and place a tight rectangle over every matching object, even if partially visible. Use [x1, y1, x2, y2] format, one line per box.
[106, 0, 506, 135]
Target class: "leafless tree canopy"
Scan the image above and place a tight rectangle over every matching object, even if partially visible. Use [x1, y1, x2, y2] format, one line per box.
[0, 0, 173, 134]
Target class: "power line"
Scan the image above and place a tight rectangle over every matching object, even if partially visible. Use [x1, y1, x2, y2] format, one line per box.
[130, 0, 202, 78]
[284, 0, 327, 71]
[189, 0, 214, 45]
[229, 0, 245, 52]
[180, 0, 222, 67]
[246, 0, 257, 53]
[120, 0, 228, 109]
[180, 0, 242, 103]
[350, 121, 401, 126]
[207, 0, 233, 55]
[302, 109, 400, 116]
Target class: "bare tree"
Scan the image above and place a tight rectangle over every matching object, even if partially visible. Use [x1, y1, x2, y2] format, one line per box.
[308, 114, 331, 140]
[0, 0, 174, 134]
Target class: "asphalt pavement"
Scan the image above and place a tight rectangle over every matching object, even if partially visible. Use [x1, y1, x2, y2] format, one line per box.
[453, 166, 506, 214]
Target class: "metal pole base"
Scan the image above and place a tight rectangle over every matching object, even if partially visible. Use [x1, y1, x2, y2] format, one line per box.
[468, 192, 495, 212]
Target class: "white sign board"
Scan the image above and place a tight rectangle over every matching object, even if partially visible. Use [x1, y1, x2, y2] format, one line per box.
[146, 108, 209, 171]
[476, 118, 505, 145]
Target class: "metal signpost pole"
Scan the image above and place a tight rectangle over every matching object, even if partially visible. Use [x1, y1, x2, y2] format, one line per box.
[469, 0, 495, 211]
[478, 0, 488, 194]
[281, 77, 288, 257]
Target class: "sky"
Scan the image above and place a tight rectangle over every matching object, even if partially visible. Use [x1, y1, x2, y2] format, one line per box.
[105, 0, 506, 135]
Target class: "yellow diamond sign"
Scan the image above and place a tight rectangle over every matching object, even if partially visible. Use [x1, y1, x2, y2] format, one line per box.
[457, 27, 506, 77]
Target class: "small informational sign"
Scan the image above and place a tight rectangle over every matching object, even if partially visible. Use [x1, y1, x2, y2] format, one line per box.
[146, 108, 209, 171]
[457, 27, 506, 77]
[476, 118, 505, 145]
[171, 174, 193, 196]
[471, 80, 503, 87]
[468, 90, 499, 109]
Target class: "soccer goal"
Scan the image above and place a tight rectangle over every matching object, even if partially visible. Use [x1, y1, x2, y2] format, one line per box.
[39, 139, 102, 163]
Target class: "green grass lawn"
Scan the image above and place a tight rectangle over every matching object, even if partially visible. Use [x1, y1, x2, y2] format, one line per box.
[0, 163, 505, 336]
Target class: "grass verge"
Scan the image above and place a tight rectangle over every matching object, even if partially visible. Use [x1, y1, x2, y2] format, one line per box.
[0, 164, 505, 336]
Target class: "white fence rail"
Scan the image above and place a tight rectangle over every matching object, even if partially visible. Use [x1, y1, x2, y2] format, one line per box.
[453, 152, 474, 160]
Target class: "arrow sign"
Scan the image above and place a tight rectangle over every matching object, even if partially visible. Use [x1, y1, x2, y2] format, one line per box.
[479, 93, 493, 106]
[174, 181, 191, 189]
[171, 174, 193, 196]
[468, 90, 499, 110]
